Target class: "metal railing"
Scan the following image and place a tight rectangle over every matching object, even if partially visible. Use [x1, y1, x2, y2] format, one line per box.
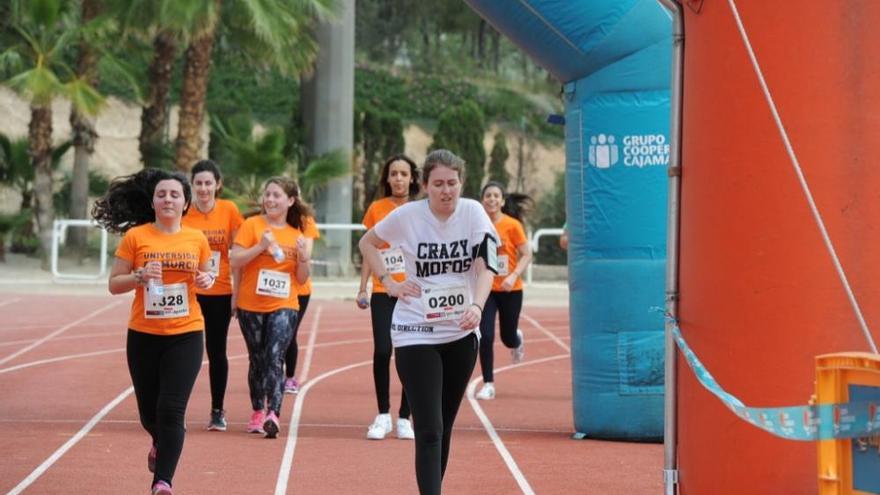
[48, 220, 566, 284]
[51, 219, 109, 281]
[527, 228, 565, 284]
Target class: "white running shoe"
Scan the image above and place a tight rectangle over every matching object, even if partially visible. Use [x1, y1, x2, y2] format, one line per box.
[396, 418, 415, 440]
[476, 382, 496, 400]
[512, 329, 525, 364]
[366, 413, 392, 440]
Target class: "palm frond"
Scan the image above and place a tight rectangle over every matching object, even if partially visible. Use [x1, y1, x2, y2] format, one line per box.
[300, 148, 350, 201]
[65, 78, 105, 116]
[6, 66, 64, 105]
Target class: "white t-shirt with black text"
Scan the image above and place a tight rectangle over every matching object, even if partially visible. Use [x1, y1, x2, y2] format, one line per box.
[373, 198, 499, 348]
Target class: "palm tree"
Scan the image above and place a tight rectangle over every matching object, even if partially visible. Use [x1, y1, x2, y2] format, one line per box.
[111, 0, 219, 168]
[1, 0, 104, 268]
[68, 0, 101, 257]
[173, 0, 336, 172]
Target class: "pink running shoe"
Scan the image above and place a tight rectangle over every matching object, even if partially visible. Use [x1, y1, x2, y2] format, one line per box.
[263, 411, 280, 439]
[247, 410, 265, 434]
[151, 480, 172, 495]
[147, 444, 157, 473]
[284, 377, 299, 394]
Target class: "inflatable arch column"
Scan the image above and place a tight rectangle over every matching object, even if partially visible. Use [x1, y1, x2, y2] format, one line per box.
[465, 0, 672, 439]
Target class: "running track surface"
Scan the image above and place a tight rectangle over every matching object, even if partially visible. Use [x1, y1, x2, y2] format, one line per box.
[0, 293, 661, 494]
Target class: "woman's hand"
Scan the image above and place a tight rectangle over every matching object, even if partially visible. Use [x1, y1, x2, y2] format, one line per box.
[296, 237, 309, 262]
[260, 230, 275, 250]
[500, 273, 518, 292]
[356, 290, 370, 309]
[143, 261, 163, 283]
[195, 270, 216, 289]
[386, 279, 421, 302]
[459, 304, 482, 330]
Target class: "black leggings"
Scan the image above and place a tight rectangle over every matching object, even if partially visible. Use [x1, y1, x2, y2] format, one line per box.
[238, 308, 297, 415]
[395, 334, 478, 495]
[371, 293, 410, 418]
[127, 329, 203, 487]
[478, 290, 524, 383]
[284, 294, 310, 379]
[196, 294, 232, 410]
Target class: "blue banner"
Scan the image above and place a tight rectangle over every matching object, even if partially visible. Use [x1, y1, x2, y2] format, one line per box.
[673, 326, 880, 441]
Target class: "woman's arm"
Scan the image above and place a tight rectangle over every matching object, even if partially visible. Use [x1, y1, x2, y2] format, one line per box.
[108, 257, 138, 295]
[460, 257, 494, 330]
[356, 261, 371, 309]
[501, 242, 533, 292]
[358, 229, 418, 301]
[294, 237, 310, 285]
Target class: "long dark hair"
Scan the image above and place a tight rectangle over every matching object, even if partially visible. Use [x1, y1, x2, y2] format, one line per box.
[191, 159, 223, 197]
[253, 176, 313, 230]
[378, 154, 419, 199]
[480, 181, 533, 224]
[92, 168, 191, 234]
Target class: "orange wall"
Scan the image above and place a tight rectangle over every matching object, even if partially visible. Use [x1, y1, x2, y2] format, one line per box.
[678, 1, 880, 494]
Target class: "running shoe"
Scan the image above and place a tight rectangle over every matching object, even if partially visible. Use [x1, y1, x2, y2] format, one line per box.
[263, 411, 280, 439]
[366, 413, 392, 440]
[396, 418, 415, 440]
[147, 444, 157, 473]
[247, 410, 265, 434]
[284, 376, 299, 394]
[151, 480, 172, 495]
[476, 382, 496, 400]
[511, 329, 525, 364]
[207, 409, 227, 431]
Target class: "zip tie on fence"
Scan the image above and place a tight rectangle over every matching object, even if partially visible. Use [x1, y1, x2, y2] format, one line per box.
[673, 325, 880, 441]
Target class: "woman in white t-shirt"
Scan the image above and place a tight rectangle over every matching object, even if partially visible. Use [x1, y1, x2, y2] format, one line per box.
[359, 149, 498, 495]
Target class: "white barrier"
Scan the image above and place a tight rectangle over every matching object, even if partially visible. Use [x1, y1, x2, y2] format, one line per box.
[527, 228, 565, 284]
[51, 219, 109, 281]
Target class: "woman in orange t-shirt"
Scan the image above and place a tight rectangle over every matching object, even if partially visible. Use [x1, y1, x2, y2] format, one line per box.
[182, 160, 243, 432]
[357, 154, 419, 440]
[475, 181, 534, 401]
[230, 177, 310, 439]
[94, 168, 214, 495]
[282, 214, 318, 394]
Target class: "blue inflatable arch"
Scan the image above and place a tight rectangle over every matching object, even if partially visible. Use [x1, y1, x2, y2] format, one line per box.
[465, 0, 672, 440]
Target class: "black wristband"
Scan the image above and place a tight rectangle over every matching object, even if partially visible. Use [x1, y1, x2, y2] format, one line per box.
[471, 303, 483, 313]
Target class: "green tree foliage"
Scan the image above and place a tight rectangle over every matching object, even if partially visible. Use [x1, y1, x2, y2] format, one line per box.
[487, 132, 510, 188]
[431, 100, 486, 199]
[356, 105, 404, 208]
[534, 170, 567, 265]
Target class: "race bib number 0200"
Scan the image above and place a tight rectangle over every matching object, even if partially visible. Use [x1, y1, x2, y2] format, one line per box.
[380, 246, 405, 274]
[422, 285, 468, 323]
[145, 283, 189, 319]
[256, 269, 291, 299]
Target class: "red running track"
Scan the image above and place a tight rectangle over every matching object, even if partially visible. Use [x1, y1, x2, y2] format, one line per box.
[0, 293, 661, 494]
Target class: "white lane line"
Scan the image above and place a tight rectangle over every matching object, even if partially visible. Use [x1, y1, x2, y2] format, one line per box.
[275, 302, 372, 495]
[0, 300, 123, 366]
[0, 297, 22, 309]
[274, 360, 372, 495]
[275, 305, 322, 494]
[6, 386, 134, 495]
[0, 348, 124, 375]
[521, 312, 570, 353]
[467, 353, 570, 495]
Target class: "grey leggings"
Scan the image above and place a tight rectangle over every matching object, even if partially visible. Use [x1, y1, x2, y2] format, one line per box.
[237, 308, 297, 415]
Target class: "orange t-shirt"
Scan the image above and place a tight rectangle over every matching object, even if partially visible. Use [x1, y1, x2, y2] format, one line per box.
[182, 199, 244, 296]
[362, 197, 408, 293]
[234, 215, 304, 313]
[492, 214, 528, 292]
[295, 216, 320, 296]
[115, 224, 212, 335]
